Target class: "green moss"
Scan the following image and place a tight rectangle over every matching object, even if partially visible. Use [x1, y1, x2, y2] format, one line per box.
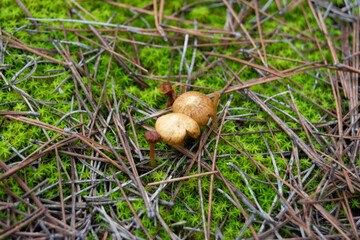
[190, 7, 210, 23]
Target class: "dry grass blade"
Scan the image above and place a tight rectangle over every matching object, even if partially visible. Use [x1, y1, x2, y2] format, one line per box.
[206, 95, 232, 239]
[204, 51, 283, 77]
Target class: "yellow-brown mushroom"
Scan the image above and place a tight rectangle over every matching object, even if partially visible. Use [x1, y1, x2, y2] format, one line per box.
[155, 113, 200, 146]
[172, 91, 219, 126]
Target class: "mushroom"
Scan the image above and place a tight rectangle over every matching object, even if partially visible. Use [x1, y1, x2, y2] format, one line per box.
[144, 131, 161, 167]
[155, 113, 200, 146]
[172, 91, 219, 126]
[159, 82, 185, 107]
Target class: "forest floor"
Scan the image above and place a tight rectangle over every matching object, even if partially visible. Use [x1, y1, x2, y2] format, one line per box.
[0, 0, 359, 239]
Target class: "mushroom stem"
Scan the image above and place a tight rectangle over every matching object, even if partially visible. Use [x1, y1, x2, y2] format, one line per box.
[144, 131, 161, 168]
[149, 143, 156, 167]
[172, 83, 185, 94]
[213, 92, 219, 107]
[211, 93, 220, 128]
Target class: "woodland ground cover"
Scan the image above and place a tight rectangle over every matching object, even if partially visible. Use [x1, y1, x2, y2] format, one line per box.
[0, 0, 359, 239]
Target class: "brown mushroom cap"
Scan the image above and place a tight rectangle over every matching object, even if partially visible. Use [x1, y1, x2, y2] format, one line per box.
[155, 113, 200, 146]
[159, 82, 178, 107]
[159, 82, 173, 94]
[144, 131, 161, 143]
[172, 91, 216, 126]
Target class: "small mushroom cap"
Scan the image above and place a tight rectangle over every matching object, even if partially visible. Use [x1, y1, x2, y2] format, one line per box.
[159, 82, 173, 94]
[172, 91, 216, 126]
[144, 131, 161, 143]
[155, 113, 200, 146]
[159, 82, 178, 107]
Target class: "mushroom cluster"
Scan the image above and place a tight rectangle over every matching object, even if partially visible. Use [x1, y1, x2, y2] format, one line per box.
[145, 83, 219, 167]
